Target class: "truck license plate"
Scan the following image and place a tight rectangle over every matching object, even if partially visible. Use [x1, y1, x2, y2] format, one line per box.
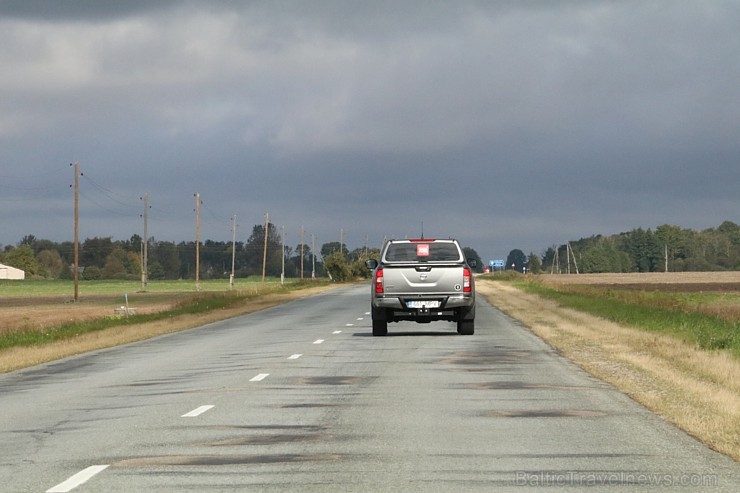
[407, 300, 440, 309]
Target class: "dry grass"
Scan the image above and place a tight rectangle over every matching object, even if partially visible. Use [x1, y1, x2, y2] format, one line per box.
[540, 271, 740, 285]
[0, 285, 337, 373]
[477, 278, 740, 462]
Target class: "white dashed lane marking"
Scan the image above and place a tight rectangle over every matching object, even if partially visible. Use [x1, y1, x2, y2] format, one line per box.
[313, 339, 325, 345]
[250, 373, 270, 382]
[332, 330, 342, 334]
[181, 405, 215, 418]
[288, 354, 302, 360]
[47, 465, 109, 492]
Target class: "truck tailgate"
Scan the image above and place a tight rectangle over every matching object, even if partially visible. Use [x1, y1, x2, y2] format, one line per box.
[382, 265, 464, 295]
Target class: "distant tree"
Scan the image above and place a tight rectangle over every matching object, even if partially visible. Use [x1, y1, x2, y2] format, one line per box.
[527, 252, 542, 274]
[82, 265, 102, 280]
[2, 245, 41, 276]
[19, 234, 37, 248]
[243, 223, 282, 277]
[81, 237, 114, 268]
[347, 247, 378, 279]
[152, 241, 180, 279]
[623, 228, 661, 272]
[505, 249, 527, 272]
[126, 234, 143, 254]
[37, 249, 64, 279]
[33, 239, 58, 256]
[321, 241, 348, 258]
[290, 243, 315, 278]
[102, 251, 127, 279]
[323, 252, 350, 281]
[462, 247, 483, 272]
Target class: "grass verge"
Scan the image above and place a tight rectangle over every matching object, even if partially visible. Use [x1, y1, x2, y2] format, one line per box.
[516, 280, 740, 356]
[0, 291, 245, 350]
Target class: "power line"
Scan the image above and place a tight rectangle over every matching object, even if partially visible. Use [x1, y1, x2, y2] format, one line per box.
[81, 174, 140, 210]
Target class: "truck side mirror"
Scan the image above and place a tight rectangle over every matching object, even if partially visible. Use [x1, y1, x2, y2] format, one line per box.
[366, 259, 378, 269]
[467, 259, 477, 268]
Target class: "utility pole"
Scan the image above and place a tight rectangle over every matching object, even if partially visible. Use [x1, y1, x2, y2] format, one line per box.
[230, 214, 237, 289]
[665, 243, 669, 273]
[340, 228, 344, 256]
[300, 225, 305, 279]
[261, 213, 269, 289]
[311, 233, 316, 279]
[71, 162, 79, 303]
[567, 241, 580, 274]
[141, 193, 149, 291]
[280, 225, 285, 285]
[552, 244, 560, 274]
[195, 192, 200, 291]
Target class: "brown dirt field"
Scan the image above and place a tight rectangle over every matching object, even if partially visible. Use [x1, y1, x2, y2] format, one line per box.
[477, 278, 740, 462]
[0, 292, 195, 335]
[536, 271, 740, 323]
[540, 271, 740, 289]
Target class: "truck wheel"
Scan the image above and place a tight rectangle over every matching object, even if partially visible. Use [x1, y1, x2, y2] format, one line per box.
[372, 319, 388, 336]
[457, 319, 474, 335]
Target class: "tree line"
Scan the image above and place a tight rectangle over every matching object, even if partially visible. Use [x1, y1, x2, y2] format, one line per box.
[5, 220, 736, 279]
[505, 220, 739, 274]
[0, 224, 376, 281]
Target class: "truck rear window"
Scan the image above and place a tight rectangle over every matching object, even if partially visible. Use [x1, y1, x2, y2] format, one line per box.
[384, 242, 462, 262]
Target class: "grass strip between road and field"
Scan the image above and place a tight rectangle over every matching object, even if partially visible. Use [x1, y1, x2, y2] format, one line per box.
[0, 280, 334, 372]
[0, 292, 246, 350]
[513, 280, 740, 357]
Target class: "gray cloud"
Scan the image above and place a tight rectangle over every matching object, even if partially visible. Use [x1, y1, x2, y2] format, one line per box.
[1, 1, 738, 263]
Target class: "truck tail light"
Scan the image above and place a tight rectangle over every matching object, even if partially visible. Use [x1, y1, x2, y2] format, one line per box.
[375, 268, 384, 294]
[463, 267, 471, 293]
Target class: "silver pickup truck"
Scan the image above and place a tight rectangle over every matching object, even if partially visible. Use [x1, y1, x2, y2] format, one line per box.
[365, 238, 476, 336]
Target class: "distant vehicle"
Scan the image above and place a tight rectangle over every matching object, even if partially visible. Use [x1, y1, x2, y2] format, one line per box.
[365, 238, 476, 336]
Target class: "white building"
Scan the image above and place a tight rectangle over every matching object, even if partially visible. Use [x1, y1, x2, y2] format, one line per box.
[0, 263, 25, 280]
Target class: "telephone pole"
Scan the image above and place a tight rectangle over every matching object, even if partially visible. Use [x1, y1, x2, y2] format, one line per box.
[566, 241, 580, 274]
[195, 192, 201, 291]
[665, 243, 669, 273]
[300, 225, 305, 279]
[141, 193, 149, 291]
[230, 214, 237, 289]
[261, 213, 269, 288]
[311, 233, 316, 279]
[280, 225, 285, 285]
[71, 162, 79, 303]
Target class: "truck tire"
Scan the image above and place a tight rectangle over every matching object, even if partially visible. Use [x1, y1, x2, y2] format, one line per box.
[457, 319, 474, 335]
[372, 319, 388, 336]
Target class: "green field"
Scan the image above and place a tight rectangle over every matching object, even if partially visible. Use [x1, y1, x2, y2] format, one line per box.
[0, 277, 298, 298]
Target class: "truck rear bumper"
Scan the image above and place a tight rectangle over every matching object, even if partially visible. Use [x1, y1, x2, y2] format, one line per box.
[373, 294, 474, 310]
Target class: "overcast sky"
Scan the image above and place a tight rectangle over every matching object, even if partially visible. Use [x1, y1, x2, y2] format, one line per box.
[1, 1, 738, 263]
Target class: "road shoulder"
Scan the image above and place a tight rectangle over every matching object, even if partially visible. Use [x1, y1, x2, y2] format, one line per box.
[477, 279, 740, 462]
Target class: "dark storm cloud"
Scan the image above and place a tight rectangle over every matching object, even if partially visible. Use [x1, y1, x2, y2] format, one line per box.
[1, 1, 738, 262]
[0, 0, 181, 21]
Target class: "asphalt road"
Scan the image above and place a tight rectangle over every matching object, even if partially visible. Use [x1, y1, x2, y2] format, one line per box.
[0, 285, 738, 492]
